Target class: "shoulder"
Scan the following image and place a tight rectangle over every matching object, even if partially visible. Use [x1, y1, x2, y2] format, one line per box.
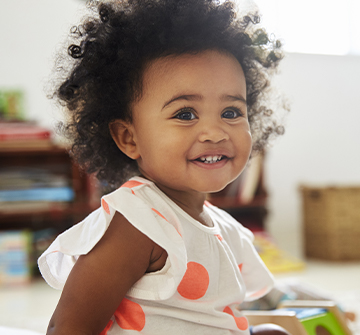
[103, 177, 163, 214]
[103, 177, 183, 235]
[95, 211, 166, 274]
[39, 176, 185, 292]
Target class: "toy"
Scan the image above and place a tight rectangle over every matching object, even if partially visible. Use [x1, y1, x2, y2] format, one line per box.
[243, 301, 353, 335]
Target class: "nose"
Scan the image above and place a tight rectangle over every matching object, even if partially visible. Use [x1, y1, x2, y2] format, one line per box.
[198, 119, 230, 143]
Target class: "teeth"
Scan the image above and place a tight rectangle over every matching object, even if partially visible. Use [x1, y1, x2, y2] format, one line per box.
[200, 155, 222, 163]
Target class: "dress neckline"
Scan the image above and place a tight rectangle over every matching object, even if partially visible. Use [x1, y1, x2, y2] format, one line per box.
[131, 176, 221, 234]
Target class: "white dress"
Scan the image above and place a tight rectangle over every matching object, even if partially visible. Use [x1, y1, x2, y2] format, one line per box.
[38, 176, 274, 334]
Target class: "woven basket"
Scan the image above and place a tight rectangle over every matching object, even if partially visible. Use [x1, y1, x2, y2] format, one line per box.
[300, 186, 360, 260]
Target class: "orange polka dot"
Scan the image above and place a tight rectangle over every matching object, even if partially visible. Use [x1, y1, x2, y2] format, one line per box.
[151, 208, 168, 222]
[99, 319, 114, 335]
[215, 234, 223, 241]
[177, 262, 209, 300]
[102, 199, 110, 215]
[238, 263, 243, 272]
[223, 306, 248, 331]
[121, 180, 144, 188]
[114, 298, 146, 331]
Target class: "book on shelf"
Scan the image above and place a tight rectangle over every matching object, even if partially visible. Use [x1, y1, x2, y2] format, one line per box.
[0, 122, 51, 140]
[0, 167, 74, 208]
[0, 187, 74, 203]
[0, 228, 61, 285]
[0, 121, 53, 149]
[0, 139, 53, 150]
[0, 230, 32, 286]
[0, 201, 69, 214]
[0, 168, 69, 190]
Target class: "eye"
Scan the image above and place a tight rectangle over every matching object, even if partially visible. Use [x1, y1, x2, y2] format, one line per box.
[174, 108, 196, 120]
[222, 107, 243, 119]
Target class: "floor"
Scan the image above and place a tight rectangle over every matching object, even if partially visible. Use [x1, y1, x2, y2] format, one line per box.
[0, 260, 359, 335]
[274, 260, 360, 335]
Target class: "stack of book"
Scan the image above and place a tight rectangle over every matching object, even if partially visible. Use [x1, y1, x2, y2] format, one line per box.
[0, 230, 32, 285]
[0, 121, 53, 150]
[0, 168, 74, 213]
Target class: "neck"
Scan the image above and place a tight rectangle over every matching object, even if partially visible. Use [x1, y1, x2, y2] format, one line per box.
[159, 184, 206, 213]
[149, 180, 210, 226]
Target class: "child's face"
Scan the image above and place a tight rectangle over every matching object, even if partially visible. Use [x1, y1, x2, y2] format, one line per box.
[114, 50, 252, 196]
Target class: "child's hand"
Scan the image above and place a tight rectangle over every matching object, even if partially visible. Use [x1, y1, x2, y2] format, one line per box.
[252, 323, 292, 335]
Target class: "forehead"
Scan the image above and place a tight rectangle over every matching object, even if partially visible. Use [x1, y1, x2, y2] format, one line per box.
[140, 50, 246, 99]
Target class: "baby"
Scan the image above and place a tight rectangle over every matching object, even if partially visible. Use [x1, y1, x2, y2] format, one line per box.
[39, 0, 288, 334]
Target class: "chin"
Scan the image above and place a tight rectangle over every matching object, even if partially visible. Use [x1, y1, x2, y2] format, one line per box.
[199, 181, 230, 194]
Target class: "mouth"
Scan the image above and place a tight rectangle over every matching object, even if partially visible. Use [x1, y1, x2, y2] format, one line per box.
[195, 155, 225, 164]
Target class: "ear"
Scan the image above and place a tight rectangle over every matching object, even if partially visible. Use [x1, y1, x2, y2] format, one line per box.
[109, 120, 140, 160]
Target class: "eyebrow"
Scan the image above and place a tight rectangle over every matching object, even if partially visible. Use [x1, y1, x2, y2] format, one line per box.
[222, 94, 247, 104]
[162, 93, 247, 110]
[162, 94, 203, 110]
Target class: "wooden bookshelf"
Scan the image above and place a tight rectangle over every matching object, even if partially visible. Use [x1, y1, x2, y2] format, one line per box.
[0, 146, 99, 231]
[0, 147, 268, 232]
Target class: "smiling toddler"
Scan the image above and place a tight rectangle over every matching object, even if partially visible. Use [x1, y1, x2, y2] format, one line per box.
[38, 1, 288, 334]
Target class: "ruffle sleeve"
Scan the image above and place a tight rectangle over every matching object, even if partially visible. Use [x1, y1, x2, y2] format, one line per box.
[38, 178, 187, 301]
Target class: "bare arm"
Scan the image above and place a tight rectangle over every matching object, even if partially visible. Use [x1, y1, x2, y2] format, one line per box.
[47, 211, 167, 335]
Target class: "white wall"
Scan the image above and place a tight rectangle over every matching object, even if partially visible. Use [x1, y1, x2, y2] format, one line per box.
[0, 0, 86, 130]
[1, 1, 360, 258]
[266, 52, 360, 257]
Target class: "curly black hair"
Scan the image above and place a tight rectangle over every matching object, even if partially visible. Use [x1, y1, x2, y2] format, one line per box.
[52, 0, 286, 188]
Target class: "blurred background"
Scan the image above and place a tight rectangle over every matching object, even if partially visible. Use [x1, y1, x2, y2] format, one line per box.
[0, 0, 359, 334]
[255, 0, 360, 259]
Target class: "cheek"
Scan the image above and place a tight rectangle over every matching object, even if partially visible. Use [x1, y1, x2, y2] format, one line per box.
[236, 129, 252, 153]
[137, 133, 174, 165]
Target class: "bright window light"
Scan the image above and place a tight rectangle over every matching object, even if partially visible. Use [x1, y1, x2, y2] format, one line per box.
[238, 0, 359, 55]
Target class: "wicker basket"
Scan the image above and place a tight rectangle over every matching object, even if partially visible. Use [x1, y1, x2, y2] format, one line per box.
[300, 186, 360, 260]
